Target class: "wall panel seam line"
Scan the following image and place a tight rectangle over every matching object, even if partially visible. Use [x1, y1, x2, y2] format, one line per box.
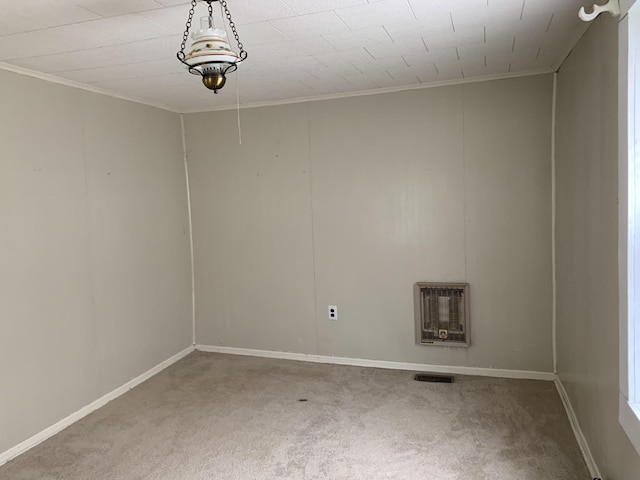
[462, 85, 468, 281]
[552, 72, 558, 374]
[79, 113, 100, 382]
[181, 114, 197, 346]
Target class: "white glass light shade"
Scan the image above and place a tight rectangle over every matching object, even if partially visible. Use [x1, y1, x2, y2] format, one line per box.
[183, 16, 240, 71]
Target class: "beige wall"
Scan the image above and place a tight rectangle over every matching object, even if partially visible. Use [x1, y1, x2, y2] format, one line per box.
[555, 14, 640, 478]
[186, 74, 554, 372]
[0, 70, 192, 454]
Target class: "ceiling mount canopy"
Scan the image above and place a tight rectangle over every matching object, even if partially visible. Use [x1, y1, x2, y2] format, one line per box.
[176, 0, 247, 94]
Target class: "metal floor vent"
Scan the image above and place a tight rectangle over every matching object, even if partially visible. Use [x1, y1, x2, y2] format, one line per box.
[414, 373, 454, 383]
[414, 282, 470, 347]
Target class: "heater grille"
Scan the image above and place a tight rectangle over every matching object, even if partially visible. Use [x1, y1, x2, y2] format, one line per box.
[414, 282, 470, 347]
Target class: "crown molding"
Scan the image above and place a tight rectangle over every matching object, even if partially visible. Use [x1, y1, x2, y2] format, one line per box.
[0, 62, 179, 113]
[0, 61, 554, 115]
[181, 67, 555, 114]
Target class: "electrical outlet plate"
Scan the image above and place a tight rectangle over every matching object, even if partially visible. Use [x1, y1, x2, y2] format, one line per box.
[328, 305, 338, 320]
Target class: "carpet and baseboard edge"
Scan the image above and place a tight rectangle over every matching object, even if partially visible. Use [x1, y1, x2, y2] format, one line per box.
[197, 345, 601, 478]
[195, 344, 557, 381]
[0, 345, 195, 468]
[0, 345, 602, 480]
[554, 377, 603, 479]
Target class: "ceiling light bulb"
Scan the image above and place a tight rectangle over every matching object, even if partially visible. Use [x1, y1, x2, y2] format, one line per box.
[200, 15, 215, 31]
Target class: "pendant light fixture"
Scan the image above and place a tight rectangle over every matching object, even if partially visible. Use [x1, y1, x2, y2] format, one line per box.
[176, 0, 247, 93]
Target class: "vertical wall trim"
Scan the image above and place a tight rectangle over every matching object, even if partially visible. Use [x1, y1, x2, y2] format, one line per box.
[307, 104, 320, 355]
[181, 114, 196, 346]
[620, 6, 632, 406]
[462, 84, 468, 281]
[551, 72, 558, 374]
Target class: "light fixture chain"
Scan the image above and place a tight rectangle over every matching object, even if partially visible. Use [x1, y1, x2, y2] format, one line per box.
[177, 0, 198, 60]
[220, 0, 247, 60]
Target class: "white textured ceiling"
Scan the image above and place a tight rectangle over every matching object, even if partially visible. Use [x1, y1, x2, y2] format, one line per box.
[0, 0, 590, 112]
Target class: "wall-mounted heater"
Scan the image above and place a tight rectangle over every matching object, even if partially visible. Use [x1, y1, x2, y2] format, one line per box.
[414, 282, 470, 347]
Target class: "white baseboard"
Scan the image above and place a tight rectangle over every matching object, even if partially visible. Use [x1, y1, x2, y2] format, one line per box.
[200, 345, 604, 476]
[554, 377, 602, 479]
[0, 345, 195, 468]
[1, 344, 600, 478]
[195, 344, 556, 381]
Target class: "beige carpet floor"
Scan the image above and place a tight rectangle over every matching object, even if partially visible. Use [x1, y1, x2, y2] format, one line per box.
[0, 352, 590, 479]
